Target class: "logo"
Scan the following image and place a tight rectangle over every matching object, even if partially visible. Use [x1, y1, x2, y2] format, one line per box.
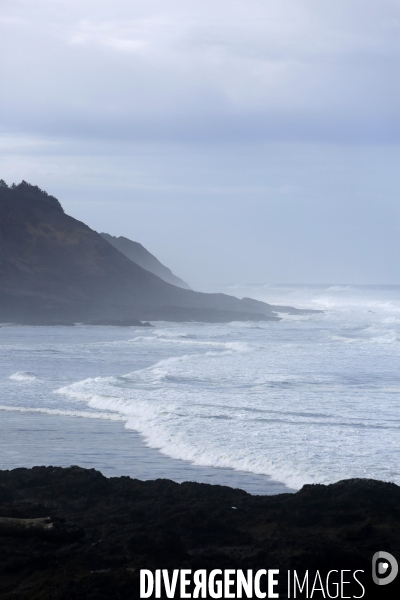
[372, 551, 398, 586]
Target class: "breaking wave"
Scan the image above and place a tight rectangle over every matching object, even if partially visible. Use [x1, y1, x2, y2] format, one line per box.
[0, 404, 125, 421]
[55, 312, 400, 490]
[9, 371, 38, 382]
[3, 284, 400, 491]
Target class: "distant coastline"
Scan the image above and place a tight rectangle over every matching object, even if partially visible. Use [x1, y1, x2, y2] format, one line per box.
[0, 181, 317, 325]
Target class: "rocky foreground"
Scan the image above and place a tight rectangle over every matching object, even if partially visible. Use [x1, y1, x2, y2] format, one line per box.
[0, 466, 399, 599]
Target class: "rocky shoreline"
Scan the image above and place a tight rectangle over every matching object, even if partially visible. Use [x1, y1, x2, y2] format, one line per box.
[0, 466, 399, 598]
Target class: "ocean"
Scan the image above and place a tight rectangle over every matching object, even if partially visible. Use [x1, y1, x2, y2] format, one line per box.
[1, 284, 400, 494]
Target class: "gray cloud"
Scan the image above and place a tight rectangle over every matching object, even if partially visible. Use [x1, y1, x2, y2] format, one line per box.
[1, 0, 399, 143]
[1, 0, 400, 284]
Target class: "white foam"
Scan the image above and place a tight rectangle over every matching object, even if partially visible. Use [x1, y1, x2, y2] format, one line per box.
[0, 405, 125, 421]
[54, 329, 400, 490]
[3, 285, 400, 491]
[9, 371, 38, 382]
[275, 312, 315, 322]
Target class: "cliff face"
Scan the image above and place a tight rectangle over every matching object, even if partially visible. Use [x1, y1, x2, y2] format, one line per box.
[100, 233, 190, 289]
[0, 181, 285, 324]
[0, 182, 164, 322]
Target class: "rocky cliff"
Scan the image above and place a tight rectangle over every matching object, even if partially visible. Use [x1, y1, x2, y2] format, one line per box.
[100, 233, 190, 289]
[0, 181, 310, 324]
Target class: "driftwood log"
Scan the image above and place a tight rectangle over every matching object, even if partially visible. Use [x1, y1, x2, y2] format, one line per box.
[0, 516, 84, 542]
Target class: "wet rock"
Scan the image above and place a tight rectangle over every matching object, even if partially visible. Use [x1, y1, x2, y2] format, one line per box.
[0, 466, 399, 598]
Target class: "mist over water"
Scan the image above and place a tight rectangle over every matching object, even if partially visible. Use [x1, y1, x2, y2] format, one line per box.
[1, 284, 400, 490]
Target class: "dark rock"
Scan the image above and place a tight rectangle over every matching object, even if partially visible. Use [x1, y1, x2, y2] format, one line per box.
[0, 516, 84, 542]
[0, 466, 398, 598]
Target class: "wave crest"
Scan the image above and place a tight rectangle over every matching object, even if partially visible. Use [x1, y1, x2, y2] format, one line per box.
[9, 371, 38, 382]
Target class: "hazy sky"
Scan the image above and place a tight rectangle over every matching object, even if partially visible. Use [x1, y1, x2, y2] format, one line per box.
[1, 0, 400, 285]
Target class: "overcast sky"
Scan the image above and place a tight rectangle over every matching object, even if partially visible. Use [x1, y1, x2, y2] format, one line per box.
[1, 0, 400, 285]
